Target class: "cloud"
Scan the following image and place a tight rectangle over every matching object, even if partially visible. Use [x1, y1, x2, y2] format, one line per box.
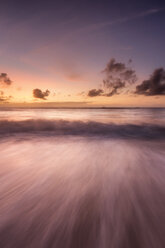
[79, 8, 164, 33]
[66, 73, 82, 81]
[103, 58, 137, 84]
[0, 91, 12, 102]
[33, 88, 50, 100]
[87, 60, 165, 98]
[103, 58, 137, 96]
[77, 91, 87, 97]
[135, 68, 165, 96]
[0, 73, 12, 86]
[87, 58, 137, 97]
[103, 81, 126, 97]
[0, 73, 13, 102]
[88, 89, 104, 97]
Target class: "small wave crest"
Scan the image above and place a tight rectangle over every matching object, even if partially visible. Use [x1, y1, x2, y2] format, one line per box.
[0, 119, 164, 139]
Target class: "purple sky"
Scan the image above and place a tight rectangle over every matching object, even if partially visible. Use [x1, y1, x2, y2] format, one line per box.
[0, 0, 165, 106]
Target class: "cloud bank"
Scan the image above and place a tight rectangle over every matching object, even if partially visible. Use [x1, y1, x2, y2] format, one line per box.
[87, 58, 165, 98]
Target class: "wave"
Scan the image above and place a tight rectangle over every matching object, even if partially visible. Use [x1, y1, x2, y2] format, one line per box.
[0, 119, 164, 139]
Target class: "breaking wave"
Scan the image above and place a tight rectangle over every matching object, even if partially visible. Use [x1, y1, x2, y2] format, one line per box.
[0, 119, 164, 139]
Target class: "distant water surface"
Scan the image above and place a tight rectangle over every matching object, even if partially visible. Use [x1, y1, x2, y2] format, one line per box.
[0, 107, 164, 124]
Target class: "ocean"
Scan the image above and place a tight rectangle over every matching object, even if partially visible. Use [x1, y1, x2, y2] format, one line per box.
[0, 108, 165, 248]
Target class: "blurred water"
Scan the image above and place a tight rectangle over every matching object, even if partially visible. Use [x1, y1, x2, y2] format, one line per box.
[0, 107, 165, 124]
[0, 108, 164, 248]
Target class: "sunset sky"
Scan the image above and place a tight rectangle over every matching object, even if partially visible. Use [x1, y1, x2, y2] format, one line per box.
[0, 0, 165, 107]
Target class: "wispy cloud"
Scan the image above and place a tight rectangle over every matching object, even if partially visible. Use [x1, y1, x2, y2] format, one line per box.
[0, 91, 12, 102]
[80, 8, 164, 33]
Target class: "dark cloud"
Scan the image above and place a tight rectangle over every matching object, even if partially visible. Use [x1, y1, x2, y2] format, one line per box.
[103, 58, 126, 74]
[88, 89, 104, 97]
[33, 88, 50, 100]
[0, 73, 13, 102]
[87, 58, 137, 97]
[103, 81, 125, 97]
[135, 68, 165, 96]
[0, 73, 12, 86]
[102, 58, 137, 96]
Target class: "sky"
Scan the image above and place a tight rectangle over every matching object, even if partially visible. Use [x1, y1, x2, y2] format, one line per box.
[0, 0, 165, 107]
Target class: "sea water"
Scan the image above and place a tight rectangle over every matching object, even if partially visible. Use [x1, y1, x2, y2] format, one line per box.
[0, 108, 164, 248]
